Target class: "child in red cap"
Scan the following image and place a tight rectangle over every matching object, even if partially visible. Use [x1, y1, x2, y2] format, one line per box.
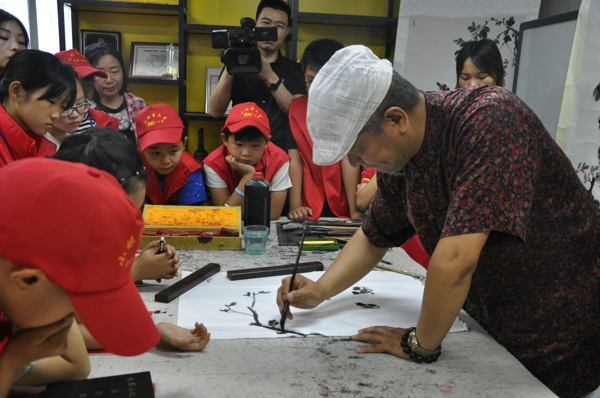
[135, 103, 207, 205]
[0, 158, 159, 396]
[52, 49, 119, 142]
[53, 128, 211, 354]
[203, 102, 291, 220]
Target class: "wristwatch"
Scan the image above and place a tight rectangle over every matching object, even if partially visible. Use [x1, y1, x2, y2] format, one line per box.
[268, 77, 284, 92]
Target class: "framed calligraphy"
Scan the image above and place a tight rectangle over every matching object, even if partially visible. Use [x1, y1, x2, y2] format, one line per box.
[129, 42, 179, 79]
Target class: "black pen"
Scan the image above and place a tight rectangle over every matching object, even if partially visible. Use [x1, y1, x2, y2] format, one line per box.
[156, 237, 165, 283]
[280, 222, 308, 331]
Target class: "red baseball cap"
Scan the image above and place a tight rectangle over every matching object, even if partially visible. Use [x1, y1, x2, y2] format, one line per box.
[0, 158, 159, 356]
[55, 49, 108, 79]
[135, 104, 184, 152]
[222, 102, 270, 138]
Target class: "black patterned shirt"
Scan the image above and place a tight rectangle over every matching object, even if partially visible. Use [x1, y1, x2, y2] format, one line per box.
[363, 86, 600, 398]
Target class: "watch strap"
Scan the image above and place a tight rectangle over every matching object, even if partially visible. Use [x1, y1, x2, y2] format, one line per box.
[269, 77, 284, 92]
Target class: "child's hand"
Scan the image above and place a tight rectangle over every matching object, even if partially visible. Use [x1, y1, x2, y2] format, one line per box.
[288, 206, 313, 221]
[350, 210, 366, 221]
[157, 322, 211, 351]
[225, 155, 255, 176]
[133, 240, 181, 281]
[2, 315, 74, 370]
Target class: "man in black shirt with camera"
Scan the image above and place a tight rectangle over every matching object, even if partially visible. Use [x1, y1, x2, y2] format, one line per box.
[209, 0, 306, 152]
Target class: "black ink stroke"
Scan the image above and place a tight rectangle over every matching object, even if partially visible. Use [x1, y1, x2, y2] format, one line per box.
[220, 291, 311, 337]
[356, 302, 380, 309]
[352, 286, 374, 295]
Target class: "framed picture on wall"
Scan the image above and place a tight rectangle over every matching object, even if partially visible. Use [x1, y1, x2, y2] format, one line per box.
[130, 42, 179, 79]
[80, 29, 121, 53]
[205, 67, 232, 114]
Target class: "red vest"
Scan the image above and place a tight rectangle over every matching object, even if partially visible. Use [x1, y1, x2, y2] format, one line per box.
[89, 108, 120, 130]
[144, 151, 201, 205]
[0, 313, 11, 357]
[289, 96, 349, 219]
[0, 104, 57, 168]
[400, 235, 430, 270]
[203, 143, 290, 193]
[361, 167, 376, 183]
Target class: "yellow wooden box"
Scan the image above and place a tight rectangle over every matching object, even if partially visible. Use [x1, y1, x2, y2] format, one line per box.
[141, 205, 242, 250]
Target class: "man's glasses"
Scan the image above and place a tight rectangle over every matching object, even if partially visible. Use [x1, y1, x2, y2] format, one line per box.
[61, 100, 92, 116]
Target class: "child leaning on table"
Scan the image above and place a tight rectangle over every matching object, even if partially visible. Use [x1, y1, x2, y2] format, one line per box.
[134, 103, 208, 206]
[0, 158, 160, 398]
[203, 102, 292, 220]
[53, 128, 211, 352]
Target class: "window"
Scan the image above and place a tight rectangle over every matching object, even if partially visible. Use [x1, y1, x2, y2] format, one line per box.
[0, 1, 29, 34]
[37, 0, 72, 53]
[1, 0, 71, 53]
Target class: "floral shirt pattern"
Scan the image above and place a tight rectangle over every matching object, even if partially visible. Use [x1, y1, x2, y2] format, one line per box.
[363, 86, 600, 398]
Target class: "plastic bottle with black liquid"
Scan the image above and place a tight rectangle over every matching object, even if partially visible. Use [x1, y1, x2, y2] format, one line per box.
[244, 172, 270, 228]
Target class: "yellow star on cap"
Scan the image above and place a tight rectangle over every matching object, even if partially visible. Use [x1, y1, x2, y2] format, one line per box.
[126, 235, 136, 249]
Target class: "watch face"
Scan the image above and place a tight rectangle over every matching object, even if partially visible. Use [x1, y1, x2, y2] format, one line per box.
[270, 78, 282, 91]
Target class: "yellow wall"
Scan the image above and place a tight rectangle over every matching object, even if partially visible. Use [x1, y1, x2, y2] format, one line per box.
[187, 1, 258, 25]
[298, 0, 389, 16]
[297, 25, 390, 59]
[74, 0, 398, 154]
[185, 34, 221, 113]
[186, 120, 226, 155]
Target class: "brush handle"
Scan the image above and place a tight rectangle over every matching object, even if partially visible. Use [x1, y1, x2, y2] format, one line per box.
[280, 222, 309, 330]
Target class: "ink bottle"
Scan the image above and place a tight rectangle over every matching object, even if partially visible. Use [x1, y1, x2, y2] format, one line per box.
[244, 172, 270, 229]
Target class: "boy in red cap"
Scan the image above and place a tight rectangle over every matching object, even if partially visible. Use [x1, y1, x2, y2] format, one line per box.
[135, 103, 207, 205]
[203, 102, 291, 220]
[54, 49, 119, 135]
[0, 158, 159, 396]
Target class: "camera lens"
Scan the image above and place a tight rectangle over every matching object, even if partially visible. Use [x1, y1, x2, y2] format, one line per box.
[236, 54, 251, 66]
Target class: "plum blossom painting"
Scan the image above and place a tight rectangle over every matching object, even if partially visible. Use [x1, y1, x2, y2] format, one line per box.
[177, 270, 468, 339]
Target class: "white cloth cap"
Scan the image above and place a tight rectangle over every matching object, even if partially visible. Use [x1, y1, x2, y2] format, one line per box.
[307, 45, 393, 165]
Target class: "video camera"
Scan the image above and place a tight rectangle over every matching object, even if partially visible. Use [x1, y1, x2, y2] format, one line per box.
[211, 17, 278, 75]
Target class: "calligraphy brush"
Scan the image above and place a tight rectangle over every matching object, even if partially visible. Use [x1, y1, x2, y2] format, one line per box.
[280, 221, 309, 331]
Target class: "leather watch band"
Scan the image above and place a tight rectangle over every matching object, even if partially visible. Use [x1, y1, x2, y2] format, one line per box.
[269, 77, 283, 92]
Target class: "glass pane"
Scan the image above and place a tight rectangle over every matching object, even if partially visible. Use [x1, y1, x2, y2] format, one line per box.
[36, 0, 70, 53]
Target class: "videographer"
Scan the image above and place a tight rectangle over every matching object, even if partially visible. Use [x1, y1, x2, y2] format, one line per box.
[209, 0, 306, 152]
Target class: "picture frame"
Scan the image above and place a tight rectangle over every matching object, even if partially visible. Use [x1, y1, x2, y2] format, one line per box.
[80, 29, 121, 53]
[205, 67, 232, 114]
[129, 42, 179, 79]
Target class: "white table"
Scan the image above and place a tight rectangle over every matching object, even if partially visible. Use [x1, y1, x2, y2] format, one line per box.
[87, 220, 557, 398]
